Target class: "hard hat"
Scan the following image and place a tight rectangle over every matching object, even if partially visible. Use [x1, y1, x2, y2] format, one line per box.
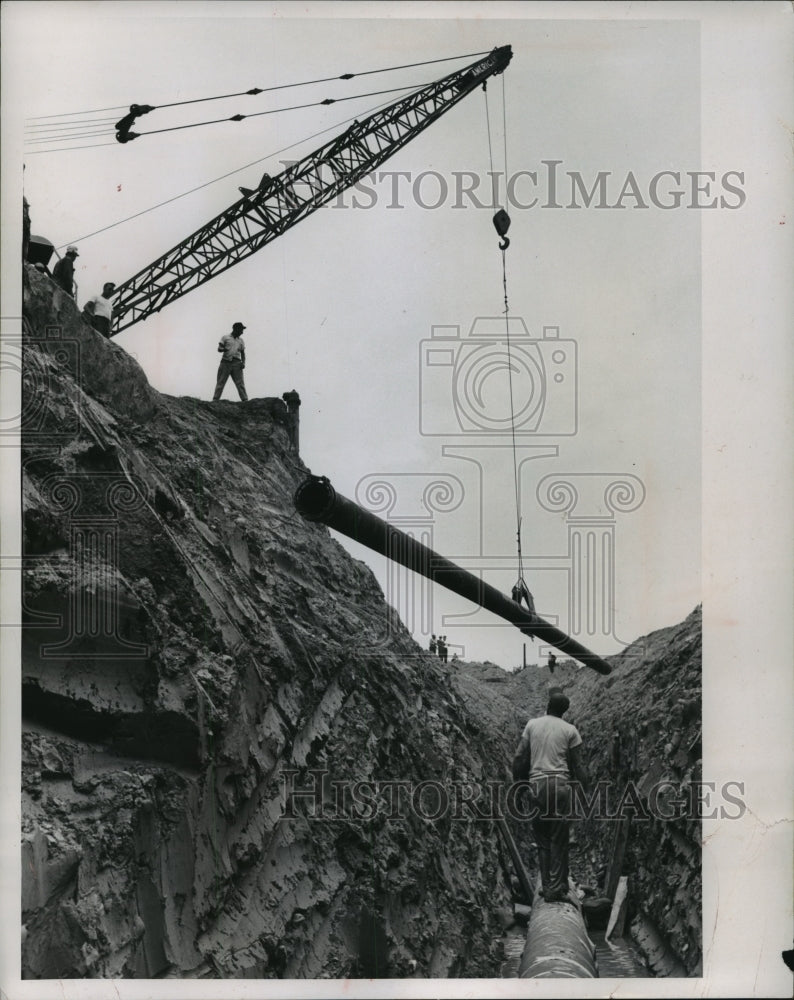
[66, 245, 79, 256]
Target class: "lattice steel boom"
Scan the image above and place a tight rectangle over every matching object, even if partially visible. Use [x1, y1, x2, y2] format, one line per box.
[111, 45, 512, 334]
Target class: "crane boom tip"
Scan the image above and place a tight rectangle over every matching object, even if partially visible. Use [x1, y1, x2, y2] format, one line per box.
[491, 45, 513, 73]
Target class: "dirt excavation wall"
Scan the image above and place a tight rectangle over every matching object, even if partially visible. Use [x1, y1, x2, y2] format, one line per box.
[20, 264, 702, 980]
[561, 608, 703, 976]
[20, 266, 512, 979]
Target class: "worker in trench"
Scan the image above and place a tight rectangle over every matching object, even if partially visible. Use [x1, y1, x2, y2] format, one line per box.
[512, 692, 589, 903]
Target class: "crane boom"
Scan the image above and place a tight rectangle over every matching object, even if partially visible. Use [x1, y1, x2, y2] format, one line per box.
[111, 45, 512, 334]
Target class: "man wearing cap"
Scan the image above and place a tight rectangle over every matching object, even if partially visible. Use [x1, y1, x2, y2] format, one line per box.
[213, 322, 248, 402]
[52, 246, 79, 297]
[83, 282, 117, 338]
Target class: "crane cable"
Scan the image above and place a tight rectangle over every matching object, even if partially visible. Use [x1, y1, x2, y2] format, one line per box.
[25, 84, 412, 158]
[27, 81, 431, 150]
[25, 50, 491, 124]
[125, 80, 430, 141]
[54, 90, 407, 247]
[138, 50, 492, 110]
[24, 51, 491, 147]
[484, 78, 533, 617]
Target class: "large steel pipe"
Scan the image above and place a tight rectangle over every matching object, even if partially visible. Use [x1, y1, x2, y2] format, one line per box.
[519, 893, 597, 978]
[294, 475, 611, 675]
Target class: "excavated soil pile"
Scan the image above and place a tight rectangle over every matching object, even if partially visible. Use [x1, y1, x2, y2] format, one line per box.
[20, 266, 513, 979]
[453, 606, 703, 977]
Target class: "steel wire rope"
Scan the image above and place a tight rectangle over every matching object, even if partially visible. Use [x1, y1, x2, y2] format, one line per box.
[26, 136, 117, 147]
[26, 141, 118, 155]
[26, 130, 115, 145]
[500, 71, 523, 583]
[26, 50, 489, 122]
[24, 118, 120, 153]
[153, 49, 490, 108]
[485, 81, 524, 588]
[27, 104, 128, 120]
[132, 80, 431, 139]
[26, 82, 422, 149]
[502, 73, 508, 205]
[54, 91, 407, 247]
[483, 84, 497, 210]
[25, 118, 119, 133]
[27, 72, 429, 151]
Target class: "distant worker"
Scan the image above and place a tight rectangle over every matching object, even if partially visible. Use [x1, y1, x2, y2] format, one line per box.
[511, 578, 536, 617]
[83, 282, 117, 338]
[548, 653, 557, 674]
[512, 692, 588, 903]
[52, 246, 79, 297]
[429, 635, 437, 655]
[438, 636, 448, 664]
[213, 322, 248, 402]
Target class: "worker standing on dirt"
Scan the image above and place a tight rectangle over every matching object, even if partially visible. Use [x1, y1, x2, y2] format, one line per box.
[83, 282, 117, 337]
[213, 322, 248, 402]
[53, 246, 79, 297]
[512, 692, 588, 903]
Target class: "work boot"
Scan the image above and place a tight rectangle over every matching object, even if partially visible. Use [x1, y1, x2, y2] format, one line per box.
[542, 891, 569, 903]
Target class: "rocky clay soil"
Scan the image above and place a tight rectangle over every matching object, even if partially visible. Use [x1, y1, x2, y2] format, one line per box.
[20, 263, 702, 980]
[20, 266, 514, 979]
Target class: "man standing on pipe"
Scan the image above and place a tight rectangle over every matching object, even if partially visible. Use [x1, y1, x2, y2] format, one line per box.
[512, 693, 589, 903]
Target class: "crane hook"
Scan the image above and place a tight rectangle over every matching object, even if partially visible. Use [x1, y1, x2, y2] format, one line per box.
[493, 208, 511, 251]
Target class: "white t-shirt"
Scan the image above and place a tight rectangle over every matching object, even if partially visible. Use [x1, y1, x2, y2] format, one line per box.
[89, 294, 113, 320]
[521, 714, 582, 779]
[218, 334, 245, 362]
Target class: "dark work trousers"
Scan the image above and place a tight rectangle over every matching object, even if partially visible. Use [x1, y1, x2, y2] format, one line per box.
[529, 774, 572, 898]
[90, 314, 111, 338]
[213, 359, 248, 401]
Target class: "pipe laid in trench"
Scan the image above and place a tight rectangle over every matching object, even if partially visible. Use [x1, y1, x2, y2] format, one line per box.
[294, 475, 611, 675]
[519, 891, 597, 979]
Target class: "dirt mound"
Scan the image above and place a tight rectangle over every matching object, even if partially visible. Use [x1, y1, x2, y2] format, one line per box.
[21, 266, 512, 979]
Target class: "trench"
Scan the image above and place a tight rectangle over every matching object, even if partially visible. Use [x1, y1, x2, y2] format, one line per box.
[589, 929, 647, 977]
[295, 478, 700, 980]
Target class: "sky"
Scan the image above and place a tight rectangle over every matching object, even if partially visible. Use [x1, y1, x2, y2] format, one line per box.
[7, 4, 704, 668]
[2, 5, 793, 996]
